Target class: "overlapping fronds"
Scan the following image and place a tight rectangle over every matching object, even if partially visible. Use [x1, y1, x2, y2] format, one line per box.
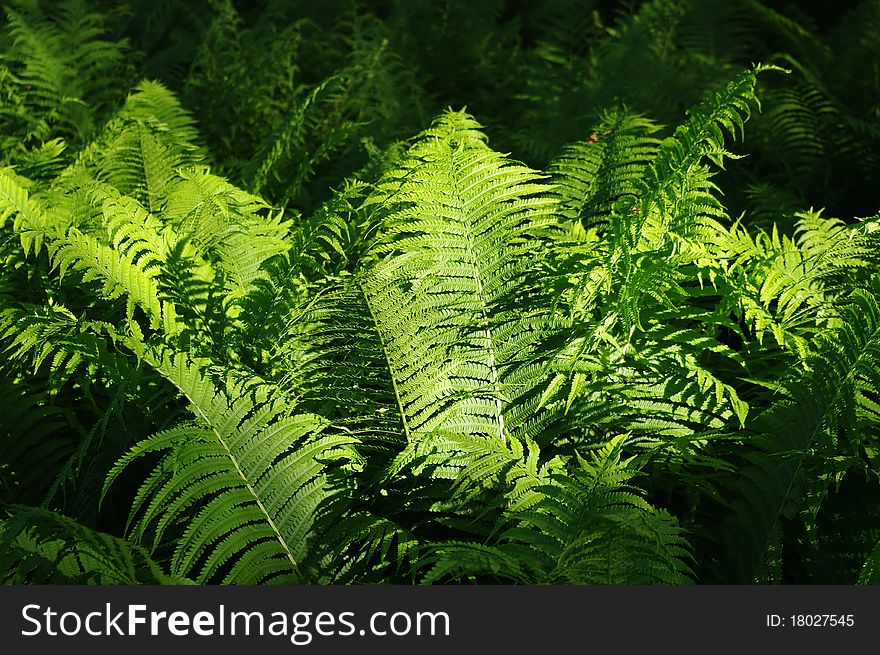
[2, 0, 880, 588]
[722, 209, 878, 352]
[715, 284, 880, 582]
[67, 80, 204, 212]
[0, 0, 132, 156]
[416, 435, 693, 584]
[352, 110, 560, 441]
[549, 111, 662, 230]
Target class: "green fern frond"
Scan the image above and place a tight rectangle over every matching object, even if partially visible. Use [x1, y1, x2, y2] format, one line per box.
[0, 168, 59, 256]
[247, 75, 359, 206]
[105, 348, 359, 583]
[285, 273, 410, 452]
[311, 510, 421, 584]
[723, 209, 876, 351]
[0, 0, 132, 149]
[419, 435, 693, 584]
[49, 226, 174, 331]
[642, 64, 782, 226]
[0, 506, 181, 584]
[67, 80, 204, 212]
[0, 302, 122, 391]
[162, 166, 290, 297]
[360, 110, 560, 441]
[549, 110, 662, 230]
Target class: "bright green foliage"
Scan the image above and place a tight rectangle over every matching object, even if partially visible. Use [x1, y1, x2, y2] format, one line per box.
[1, 0, 880, 586]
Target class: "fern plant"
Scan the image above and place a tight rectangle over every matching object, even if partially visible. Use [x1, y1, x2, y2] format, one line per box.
[2, 0, 880, 586]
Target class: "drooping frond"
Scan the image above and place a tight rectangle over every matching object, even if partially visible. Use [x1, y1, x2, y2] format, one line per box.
[49, 227, 174, 331]
[0, 506, 180, 584]
[104, 348, 359, 583]
[0, 303, 123, 391]
[0, 167, 60, 256]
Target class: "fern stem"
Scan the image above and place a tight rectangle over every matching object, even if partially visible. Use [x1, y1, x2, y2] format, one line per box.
[209, 423, 304, 580]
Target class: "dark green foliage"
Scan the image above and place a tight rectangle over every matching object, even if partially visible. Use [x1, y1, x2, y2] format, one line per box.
[0, 0, 134, 160]
[0, 506, 181, 584]
[713, 286, 880, 582]
[1, 0, 879, 585]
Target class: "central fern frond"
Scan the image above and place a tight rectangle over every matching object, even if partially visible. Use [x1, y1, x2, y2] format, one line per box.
[358, 111, 559, 441]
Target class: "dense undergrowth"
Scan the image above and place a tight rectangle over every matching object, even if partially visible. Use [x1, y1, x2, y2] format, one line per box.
[1, 0, 879, 584]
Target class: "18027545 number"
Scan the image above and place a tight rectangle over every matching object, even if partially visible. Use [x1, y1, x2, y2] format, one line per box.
[790, 614, 854, 627]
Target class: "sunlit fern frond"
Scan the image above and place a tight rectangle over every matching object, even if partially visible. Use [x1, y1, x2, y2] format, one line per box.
[549, 110, 661, 230]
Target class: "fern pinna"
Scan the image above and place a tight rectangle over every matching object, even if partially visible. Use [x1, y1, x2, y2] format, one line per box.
[2, 0, 880, 586]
